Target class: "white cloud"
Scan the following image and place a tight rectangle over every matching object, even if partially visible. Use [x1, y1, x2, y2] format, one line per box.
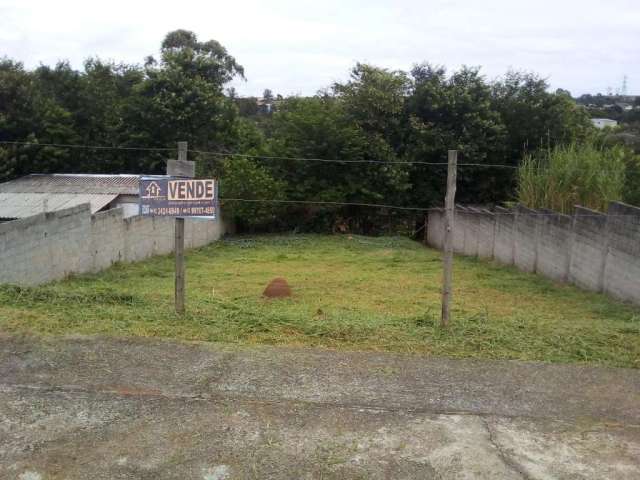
[1, 0, 638, 96]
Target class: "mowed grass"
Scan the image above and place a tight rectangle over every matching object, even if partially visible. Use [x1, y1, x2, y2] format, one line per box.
[1, 234, 639, 367]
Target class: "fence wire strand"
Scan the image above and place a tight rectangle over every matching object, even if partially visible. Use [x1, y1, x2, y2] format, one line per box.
[3, 140, 629, 173]
[1, 140, 520, 169]
[0, 140, 175, 152]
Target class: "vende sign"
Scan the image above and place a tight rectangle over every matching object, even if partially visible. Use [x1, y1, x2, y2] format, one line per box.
[139, 177, 217, 218]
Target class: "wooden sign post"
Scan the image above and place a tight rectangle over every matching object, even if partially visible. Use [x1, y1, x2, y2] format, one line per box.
[175, 214, 185, 314]
[173, 141, 191, 315]
[441, 150, 457, 327]
[140, 142, 216, 315]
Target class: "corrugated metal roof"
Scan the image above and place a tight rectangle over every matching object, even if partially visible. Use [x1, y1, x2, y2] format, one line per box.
[0, 174, 142, 195]
[0, 193, 119, 219]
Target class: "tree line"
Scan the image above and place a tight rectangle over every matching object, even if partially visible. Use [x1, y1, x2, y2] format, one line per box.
[1, 29, 624, 232]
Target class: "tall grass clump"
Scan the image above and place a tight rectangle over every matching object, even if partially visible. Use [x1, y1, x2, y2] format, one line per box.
[517, 143, 626, 213]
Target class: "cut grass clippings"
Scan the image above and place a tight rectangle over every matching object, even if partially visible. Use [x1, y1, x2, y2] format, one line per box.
[1, 234, 639, 368]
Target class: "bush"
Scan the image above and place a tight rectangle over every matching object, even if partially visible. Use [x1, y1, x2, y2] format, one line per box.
[517, 143, 626, 213]
[213, 156, 286, 231]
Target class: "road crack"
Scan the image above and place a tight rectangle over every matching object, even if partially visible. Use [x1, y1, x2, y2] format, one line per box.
[482, 417, 534, 480]
[0, 382, 541, 419]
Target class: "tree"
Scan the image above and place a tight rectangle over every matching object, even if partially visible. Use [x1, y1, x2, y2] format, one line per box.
[492, 71, 593, 163]
[404, 64, 508, 205]
[0, 58, 36, 180]
[216, 156, 286, 231]
[156, 29, 244, 85]
[1, 30, 248, 179]
[236, 97, 260, 117]
[31, 59, 144, 172]
[262, 89, 274, 101]
[0, 58, 79, 181]
[265, 91, 410, 232]
[333, 63, 409, 148]
[2, 42, 622, 233]
[121, 30, 246, 172]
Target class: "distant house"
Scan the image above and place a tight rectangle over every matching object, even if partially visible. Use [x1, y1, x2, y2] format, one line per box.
[591, 118, 618, 129]
[616, 102, 634, 111]
[0, 174, 151, 221]
[256, 97, 273, 113]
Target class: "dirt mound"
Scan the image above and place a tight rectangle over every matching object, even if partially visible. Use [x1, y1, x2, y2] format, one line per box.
[263, 277, 292, 299]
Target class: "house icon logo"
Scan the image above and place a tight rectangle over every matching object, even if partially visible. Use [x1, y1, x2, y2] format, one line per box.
[144, 181, 162, 198]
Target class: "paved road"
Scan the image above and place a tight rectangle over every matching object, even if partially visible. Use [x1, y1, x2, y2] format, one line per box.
[1, 334, 639, 479]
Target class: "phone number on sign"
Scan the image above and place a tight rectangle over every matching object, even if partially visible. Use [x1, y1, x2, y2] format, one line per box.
[143, 206, 216, 216]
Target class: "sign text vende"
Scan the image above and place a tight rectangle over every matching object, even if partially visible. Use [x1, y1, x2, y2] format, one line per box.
[168, 179, 215, 201]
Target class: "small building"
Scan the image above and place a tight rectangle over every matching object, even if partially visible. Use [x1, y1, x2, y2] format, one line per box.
[591, 118, 618, 129]
[0, 174, 148, 221]
[256, 97, 273, 113]
[615, 102, 634, 111]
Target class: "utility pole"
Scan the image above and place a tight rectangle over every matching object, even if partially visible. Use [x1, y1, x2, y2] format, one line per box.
[441, 150, 457, 327]
[174, 141, 188, 314]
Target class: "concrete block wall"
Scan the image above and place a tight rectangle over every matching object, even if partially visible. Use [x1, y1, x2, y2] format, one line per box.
[427, 202, 640, 306]
[453, 206, 467, 254]
[461, 208, 480, 257]
[426, 209, 445, 250]
[90, 208, 126, 271]
[492, 207, 515, 265]
[513, 205, 540, 274]
[0, 204, 92, 285]
[536, 211, 572, 282]
[123, 215, 159, 263]
[603, 202, 640, 304]
[153, 217, 176, 256]
[475, 209, 496, 259]
[569, 207, 608, 292]
[0, 203, 224, 286]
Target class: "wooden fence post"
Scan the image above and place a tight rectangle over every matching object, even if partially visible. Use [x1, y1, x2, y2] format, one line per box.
[441, 150, 458, 327]
[174, 141, 188, 314]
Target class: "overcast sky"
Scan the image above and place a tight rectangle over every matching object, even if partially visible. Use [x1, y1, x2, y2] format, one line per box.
[1, 0, 638, 97]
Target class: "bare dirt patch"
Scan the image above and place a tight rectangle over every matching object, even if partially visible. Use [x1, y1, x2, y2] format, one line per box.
[263, 277, 292, 299]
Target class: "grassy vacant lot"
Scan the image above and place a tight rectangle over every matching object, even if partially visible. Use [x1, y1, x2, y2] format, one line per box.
[1, 235, 639, 367]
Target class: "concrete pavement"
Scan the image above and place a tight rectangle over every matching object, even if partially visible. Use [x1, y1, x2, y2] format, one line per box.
[1, 334, 639, 479]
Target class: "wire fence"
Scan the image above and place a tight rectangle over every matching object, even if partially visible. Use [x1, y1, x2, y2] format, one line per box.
[2, 140, 632, 178]
[0, 140, 552, 170]
[2, 140, 638, 222]
[189, 148, 520, 169]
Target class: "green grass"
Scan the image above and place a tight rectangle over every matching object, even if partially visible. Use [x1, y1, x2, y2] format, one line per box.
[517, 142, 626, 214]
[1, 234, 639, 368]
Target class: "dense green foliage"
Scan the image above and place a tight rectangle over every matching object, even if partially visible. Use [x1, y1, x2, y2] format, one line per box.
[1, 30, 598, 232]
[517, 143, 627, 213]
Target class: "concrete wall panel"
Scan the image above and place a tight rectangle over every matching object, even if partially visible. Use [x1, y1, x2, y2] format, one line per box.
[514, 206, 540, 273]
[0, 204, 224, 286]
[426, 210, 445, 250]
[493, 207, 515, 265]
[536, 212, 573, 282]
[475, 209, 495, 259]
[569, 207, 607, 292]
[603, 202, 640, 303]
